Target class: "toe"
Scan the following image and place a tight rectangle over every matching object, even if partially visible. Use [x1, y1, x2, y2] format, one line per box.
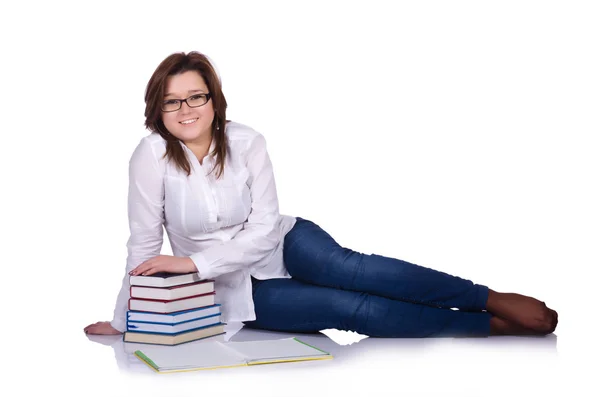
[550, 309, 558, 331]
[540, 309, 557, 334]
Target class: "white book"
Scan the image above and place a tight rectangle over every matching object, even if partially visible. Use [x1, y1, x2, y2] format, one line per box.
[127, 313, 221, 334]
[134, 337, 333, 373]
[127, 304, 221, 324]
[129, 272, 203, 288]
[130, 280, 214, 300]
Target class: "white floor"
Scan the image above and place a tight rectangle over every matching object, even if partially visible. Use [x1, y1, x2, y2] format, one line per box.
[73, 321, 591, 397]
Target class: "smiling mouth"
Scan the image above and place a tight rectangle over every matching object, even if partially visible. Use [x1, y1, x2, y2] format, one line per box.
[179, 118, 198, 125]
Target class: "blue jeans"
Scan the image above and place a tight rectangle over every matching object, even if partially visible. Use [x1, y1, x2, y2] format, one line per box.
[245, 217, 492, 337]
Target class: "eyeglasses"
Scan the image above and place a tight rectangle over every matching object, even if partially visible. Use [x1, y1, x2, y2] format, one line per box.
[161, 93, 212, 112]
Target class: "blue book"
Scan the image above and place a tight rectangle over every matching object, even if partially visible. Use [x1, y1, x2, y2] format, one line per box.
[127, 304, 221, 325]
[127, 313, 222, 334]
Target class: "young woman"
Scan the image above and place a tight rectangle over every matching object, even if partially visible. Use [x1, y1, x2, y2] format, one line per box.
[84, 51, 558, 338]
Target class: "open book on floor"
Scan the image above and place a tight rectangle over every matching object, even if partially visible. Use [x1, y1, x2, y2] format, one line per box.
[134, 337, 333, 373]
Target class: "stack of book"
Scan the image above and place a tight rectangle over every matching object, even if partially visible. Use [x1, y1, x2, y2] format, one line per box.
[123, 271, 225, 345]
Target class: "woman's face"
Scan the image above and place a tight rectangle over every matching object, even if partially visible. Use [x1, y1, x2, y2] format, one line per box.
[161, 70, 215, 144]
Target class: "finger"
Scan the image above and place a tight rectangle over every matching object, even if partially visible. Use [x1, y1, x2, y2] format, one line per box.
[142, 266, 159, 276]
[130, 258, 159, 275]
[130, 263, 151, 276]
[143, 263, 166, 276]
[129, 268, 141, 276]
[130, 263, 148, 274]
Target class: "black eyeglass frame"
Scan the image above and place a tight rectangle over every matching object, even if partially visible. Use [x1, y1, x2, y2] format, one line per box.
[161, 93, 212, 112]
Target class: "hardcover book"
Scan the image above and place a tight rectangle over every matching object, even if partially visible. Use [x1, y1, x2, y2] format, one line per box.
[127, 313, 222, 334]
[129, 272, 202, 288]
[127, 304, 221, 324]
[130, 280, 214, 301]
[128, 292, 216, 313]
[123, 323, 226, 345]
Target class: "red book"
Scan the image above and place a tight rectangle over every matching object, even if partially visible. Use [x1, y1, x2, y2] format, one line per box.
[128, 292, 216, 313]
[130, 280, 214, 301]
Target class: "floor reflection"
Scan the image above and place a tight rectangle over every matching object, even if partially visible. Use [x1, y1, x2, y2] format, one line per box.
[85, 323, 558, 375]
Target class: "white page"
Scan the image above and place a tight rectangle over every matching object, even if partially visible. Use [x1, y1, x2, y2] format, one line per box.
[137, 340, 246, 371]
[224, 338, 329, 362]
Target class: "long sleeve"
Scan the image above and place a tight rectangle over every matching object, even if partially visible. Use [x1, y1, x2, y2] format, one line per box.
[190, 133, 280, 279]
[110, 137, 165, 332]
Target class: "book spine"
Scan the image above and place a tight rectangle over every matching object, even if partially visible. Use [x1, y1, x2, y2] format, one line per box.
[127, 312, 221, 326]
[126, 318, 222, 335]
[129, 291, 215, 303]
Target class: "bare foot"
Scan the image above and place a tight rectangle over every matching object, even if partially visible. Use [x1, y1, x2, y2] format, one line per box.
[486, 290, 558, 334]
[84, 321, 122, 335]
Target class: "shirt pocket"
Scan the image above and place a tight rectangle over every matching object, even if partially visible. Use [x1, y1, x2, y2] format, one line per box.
[217, 167, 249, 189]
[215, 168, 251, 225]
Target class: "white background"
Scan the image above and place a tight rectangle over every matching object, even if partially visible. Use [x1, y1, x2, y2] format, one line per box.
[1, 1, 598, 396]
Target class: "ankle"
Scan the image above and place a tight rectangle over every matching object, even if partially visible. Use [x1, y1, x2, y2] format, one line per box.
[486, 289, 501, 313]
[489, 316, 503, 335]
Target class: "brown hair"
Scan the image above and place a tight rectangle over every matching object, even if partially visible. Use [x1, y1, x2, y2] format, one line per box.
[144, 51, 228, 178]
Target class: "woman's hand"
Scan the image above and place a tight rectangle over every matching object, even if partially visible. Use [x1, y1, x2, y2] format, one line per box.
[129, 255, 197, 276]
[84, 321, 121, 335]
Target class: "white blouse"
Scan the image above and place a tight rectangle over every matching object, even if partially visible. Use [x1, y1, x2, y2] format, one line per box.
[110, 121, 296, 333]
